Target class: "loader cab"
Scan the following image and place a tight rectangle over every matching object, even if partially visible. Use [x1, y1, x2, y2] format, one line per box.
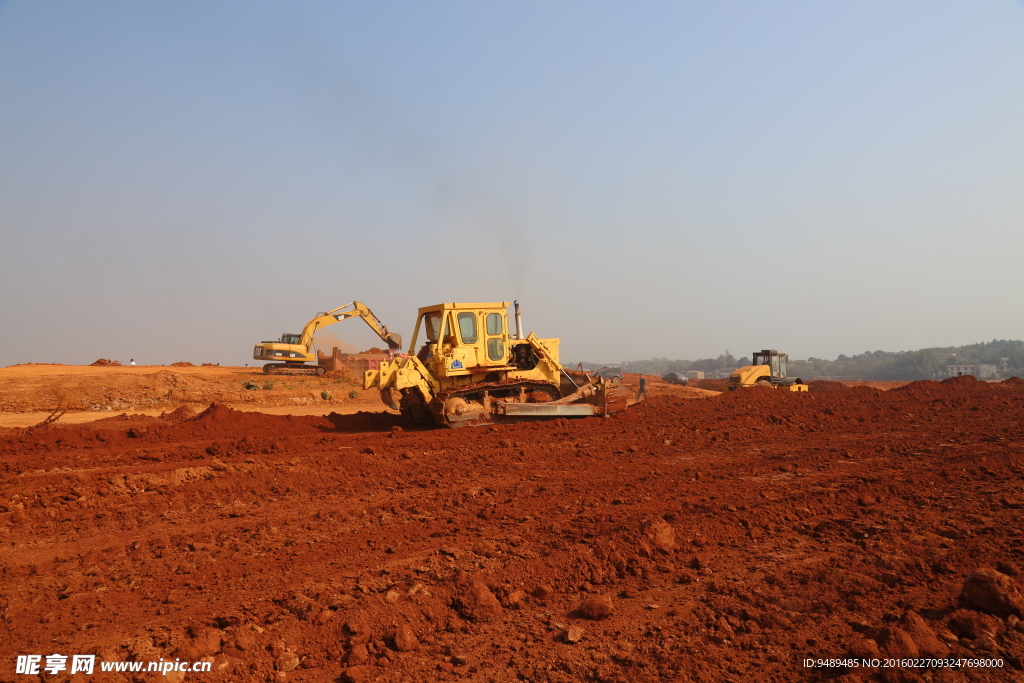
[753, 349, 788, 379]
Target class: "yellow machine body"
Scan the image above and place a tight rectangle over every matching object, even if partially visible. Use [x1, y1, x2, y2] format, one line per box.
[727, 349, 809, 392]
[364, 301, 630, 427]
[252, 302, 401, 376]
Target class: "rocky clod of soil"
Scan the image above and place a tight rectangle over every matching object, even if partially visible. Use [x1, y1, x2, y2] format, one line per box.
[2, 378, 1024, 681]
[961, 567, 1024, 617]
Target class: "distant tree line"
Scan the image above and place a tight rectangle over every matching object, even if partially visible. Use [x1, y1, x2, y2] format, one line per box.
[573, 352, 751, 377]
[571, 339, 1024, 381]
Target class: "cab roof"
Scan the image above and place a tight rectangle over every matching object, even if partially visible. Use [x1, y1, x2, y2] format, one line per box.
[417, 302, 511, 315]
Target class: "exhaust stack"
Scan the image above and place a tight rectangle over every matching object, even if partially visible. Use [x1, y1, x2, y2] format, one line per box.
[514, 300, 523, 340]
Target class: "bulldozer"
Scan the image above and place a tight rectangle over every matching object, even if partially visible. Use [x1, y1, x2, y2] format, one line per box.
[253, 302, 401, 376]
[363, 301, 634, 428]
[727, 349, 808, 392]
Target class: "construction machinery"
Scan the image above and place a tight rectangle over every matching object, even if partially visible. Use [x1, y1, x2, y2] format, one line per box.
[727, 350, 808, 392]
[253, 302, 402, 376]
[363, 301, 634, 428]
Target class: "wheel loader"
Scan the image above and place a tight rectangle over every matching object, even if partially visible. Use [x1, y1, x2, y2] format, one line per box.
[364, 301, 635, 428]
[252, 302, 401, 376]
[727, 350, 809, 392]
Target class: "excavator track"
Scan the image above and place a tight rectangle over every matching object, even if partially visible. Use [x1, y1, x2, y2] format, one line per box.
[428, 380, 562, 429]
[262, 363, 327, 376]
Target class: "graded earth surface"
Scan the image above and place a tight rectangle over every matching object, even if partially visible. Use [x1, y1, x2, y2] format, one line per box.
[1, 368, 1023, 682]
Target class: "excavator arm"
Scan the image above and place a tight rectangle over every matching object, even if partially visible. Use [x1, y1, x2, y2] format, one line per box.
[298, 302, 402, 353]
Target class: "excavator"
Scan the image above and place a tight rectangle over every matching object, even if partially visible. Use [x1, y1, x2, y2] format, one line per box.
[252, 302, 402, 376]
[363, 301, 635, 428]
[727, 349, 808, 392]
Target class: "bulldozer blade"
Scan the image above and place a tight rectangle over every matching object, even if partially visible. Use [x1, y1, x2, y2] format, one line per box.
[499, 403, 597, 417]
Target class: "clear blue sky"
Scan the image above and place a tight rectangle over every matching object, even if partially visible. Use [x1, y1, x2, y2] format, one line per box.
[2, 2, 1022, 366]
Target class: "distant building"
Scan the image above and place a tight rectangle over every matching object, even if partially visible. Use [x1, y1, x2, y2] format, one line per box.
[947, 364, 998, 379]
[686, 370, 705, 380]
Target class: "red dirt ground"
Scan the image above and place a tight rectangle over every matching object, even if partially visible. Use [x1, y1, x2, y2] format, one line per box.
[2, 376, 1023, 682]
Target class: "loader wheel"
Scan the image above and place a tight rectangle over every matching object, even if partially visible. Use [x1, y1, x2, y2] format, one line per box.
[756, 379, 772, 387]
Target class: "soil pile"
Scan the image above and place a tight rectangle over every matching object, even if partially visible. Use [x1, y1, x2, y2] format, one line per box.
[1, 380, 1023, 682]
[690, 378, 727, 391]
[89, 358, 121, 366]
[171, 361, 196, 367]
[164, 404, 199, 421]
[808, 380, 846, 392]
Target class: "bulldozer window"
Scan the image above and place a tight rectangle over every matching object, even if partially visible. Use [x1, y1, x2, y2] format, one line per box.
[486, 313, 503, 336]
[457, 312, 477, 344]
[424, 313, 442, 342]
[487, 338, 504, 361]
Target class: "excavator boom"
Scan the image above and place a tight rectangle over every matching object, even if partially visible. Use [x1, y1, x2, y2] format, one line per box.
[315, 302, 402, 351]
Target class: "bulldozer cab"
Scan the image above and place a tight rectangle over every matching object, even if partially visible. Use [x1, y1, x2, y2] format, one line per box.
[752, 350, 788, 379]
[410, 302, 513, 376]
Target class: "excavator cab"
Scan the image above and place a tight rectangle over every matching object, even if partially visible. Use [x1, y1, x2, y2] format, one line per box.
[281, 334, 302, 345]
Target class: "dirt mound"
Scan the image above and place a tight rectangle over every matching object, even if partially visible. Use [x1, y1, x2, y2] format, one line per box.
[170, 361, 195, 367]
[201, 362, 219, 366]
[7, 362, 67, 366]
[326, 410, 405, 432]
[90, 412, 158, 424]
[808, 380, 846, 392]
[1003, 376, 1024, 384]
[941, 373, 979, 386]
[163, 404, 198, 421]
[690, 378, 727, 391]
[3, 379, 1024, 681]
[89, 358, 121, 366]
[358, 347, 388, 355]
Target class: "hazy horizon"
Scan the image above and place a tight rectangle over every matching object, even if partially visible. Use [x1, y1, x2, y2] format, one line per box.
[2, 2, 1023, 367]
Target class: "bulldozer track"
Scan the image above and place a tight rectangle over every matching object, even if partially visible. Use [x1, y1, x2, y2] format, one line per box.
[262, 363, 327, 376]
[429, 379, 561, 428]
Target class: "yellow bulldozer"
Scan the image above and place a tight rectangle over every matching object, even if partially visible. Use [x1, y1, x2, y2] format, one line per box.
[252, 302, 401, 376]
[364, 301, 633, 427]
[727, 349, 809, 392]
